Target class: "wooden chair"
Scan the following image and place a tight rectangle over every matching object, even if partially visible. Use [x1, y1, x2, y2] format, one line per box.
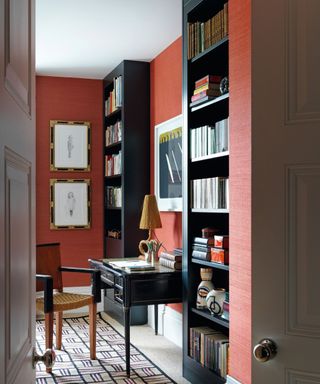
[36, 243, 101, 371]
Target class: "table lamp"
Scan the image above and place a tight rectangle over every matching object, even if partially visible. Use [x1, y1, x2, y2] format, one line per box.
[139, 194, 162, 255]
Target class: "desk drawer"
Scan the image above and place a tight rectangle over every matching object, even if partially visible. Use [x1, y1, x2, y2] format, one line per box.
[130, 276, 182, 305]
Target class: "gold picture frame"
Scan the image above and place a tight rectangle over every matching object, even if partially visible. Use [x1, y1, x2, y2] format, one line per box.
[50, 120, 91, 171]
[50, 179, 91, 229]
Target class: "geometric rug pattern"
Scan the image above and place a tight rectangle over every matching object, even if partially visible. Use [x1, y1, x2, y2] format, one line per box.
[36, 314, 176, 383]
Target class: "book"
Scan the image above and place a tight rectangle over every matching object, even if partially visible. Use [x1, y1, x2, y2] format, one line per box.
[159, 257, 182, 270]
[193, 237, 215, 246]
[193, 83, 221, 94]
[173, 247, 183, 255]
[192, 250, 211, 261]
[159, 251, 182, 262]
[191, 89, 221, 102]
[189, 95, 216, 108]
[109, 259, 155, 271]
[195, 75, 222, 89]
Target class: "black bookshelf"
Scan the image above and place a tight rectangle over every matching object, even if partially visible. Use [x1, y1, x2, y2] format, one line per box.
[103, 60, 150, 259]
[182, 0, 229, 383]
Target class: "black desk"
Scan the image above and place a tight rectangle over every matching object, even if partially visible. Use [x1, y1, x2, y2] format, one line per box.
[89, 258, 182, 376]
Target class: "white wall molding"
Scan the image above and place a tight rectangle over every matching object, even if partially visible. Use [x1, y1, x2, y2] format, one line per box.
[227, 375, 242, 384]
[148, 305, 182, 348]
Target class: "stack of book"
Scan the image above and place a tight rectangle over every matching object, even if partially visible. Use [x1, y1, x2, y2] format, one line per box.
[105, 76, 122, 116]
[190, 75, 222, 107]
[192, 237, 214, 261]
[106, 186, 122, 208]
[159, 248, 182, 270]
[105, 120, 122, 146]
[105, 151, 122, 176]
[189, 326, 229, 378]
[221, 291, 229, 321]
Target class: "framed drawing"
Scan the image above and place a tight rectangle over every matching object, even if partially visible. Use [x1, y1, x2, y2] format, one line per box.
[155, 114, 183, 211]
[50, 120, 91, 171]
[50, 179, 91, 229]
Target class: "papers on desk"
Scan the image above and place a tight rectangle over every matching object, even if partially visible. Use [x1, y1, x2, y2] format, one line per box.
[109, 260, 155, 271]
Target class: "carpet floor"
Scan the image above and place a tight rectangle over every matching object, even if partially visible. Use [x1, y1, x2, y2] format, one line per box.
[36, 313, 176, 383]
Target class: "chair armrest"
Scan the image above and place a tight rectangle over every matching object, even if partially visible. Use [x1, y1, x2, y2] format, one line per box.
[36, 274, 53, 313]
[59, 267, 101, 303]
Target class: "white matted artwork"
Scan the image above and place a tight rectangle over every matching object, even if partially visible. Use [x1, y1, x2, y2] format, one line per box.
[155, 114, 183, 211]
[50, 120, 90, 171]
[50, 179, 90, 229]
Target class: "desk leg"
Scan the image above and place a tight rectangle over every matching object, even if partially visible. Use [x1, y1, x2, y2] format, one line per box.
[154, 304, 158, 335]
[124, 306, 130, 376]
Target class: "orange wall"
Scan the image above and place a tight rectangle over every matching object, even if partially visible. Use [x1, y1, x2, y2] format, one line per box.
[150, 37, 183, 313]
[36, 76, 104, 286]
[229, 0, 252, 382]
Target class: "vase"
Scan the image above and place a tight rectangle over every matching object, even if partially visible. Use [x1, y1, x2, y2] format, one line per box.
[206, 288, 226, 315]
[196, 268, 214, 309]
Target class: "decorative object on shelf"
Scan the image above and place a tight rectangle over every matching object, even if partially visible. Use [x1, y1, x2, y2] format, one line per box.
[196, 268, 214, 309]
[139, 194, 162, 255]
[206, 288, 226, 315]
[50, 120, 90, 171]
[107, 229, 121, 239]
[201, 227, 219, 239]
[155, 114, 183, 211]
[219, 76, 229, 95]
[50, 179, 90, 229]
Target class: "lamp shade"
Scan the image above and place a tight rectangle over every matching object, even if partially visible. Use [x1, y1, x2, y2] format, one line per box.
[139, 194, 162, 230]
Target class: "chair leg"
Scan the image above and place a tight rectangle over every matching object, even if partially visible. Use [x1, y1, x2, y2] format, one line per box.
[89, 303, 97, 359]
[56, 311, 63, 350]
[45, 312, 54, 373]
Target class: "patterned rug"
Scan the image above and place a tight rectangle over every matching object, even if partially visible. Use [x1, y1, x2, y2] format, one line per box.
[36, 313, 176, 383]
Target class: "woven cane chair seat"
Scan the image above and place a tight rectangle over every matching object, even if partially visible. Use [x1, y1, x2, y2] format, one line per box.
[36, 292, 93, 312]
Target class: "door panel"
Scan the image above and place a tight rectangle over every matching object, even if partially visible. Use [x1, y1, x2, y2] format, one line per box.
[252, 0, 320, 382]
[0, 0, 35, 383]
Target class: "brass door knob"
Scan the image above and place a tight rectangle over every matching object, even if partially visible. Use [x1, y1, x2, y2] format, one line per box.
[32, 348, 56, 369]
[253, 339, 277, 363]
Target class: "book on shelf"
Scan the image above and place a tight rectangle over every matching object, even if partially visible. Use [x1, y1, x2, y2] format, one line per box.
[190, 327, 229, 378]
[189, 95, 216, 108]
[192, 250, 211, 261]
[105, 151, 122, 176]
[173, 247, 183, 255]
[193, 82, 221, 95]
[159, 251, 182, 262]
[211, 247, 229, 265]
[191, 89, 221, 103]
[106, 186, 122, 208]
[187, 3, 229, 60]
[105, 76, 122, 116]
[191, 177, 229, 209]
[193, 237, 215, 246]
[159, 257, 182, 270]
[190, 118, 229, 160]
[106, 120, 122, 146]
[214, 235, 229, 249]
[195, 75, 223, 89]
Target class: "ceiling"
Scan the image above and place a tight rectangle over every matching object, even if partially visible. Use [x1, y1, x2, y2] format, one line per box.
[36, 0, 182, 80]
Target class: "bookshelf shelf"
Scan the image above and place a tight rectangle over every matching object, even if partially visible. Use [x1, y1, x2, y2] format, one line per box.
[183, 0, 229, 382]
[191, 307, 229, 328]
[192, 258, 229, 271]
[105, 141, 121, 150]
[105, 108, 121, 119]
[105, 174, 121, 179]
[190, 36, 229, 64]
[184, 356, 226, 384]
[190, 93, 229, 112]
[191, 208, 229, 214]
[191, 151, 229, 163]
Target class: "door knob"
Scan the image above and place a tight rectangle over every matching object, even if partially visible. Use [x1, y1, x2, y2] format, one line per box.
[32, 348, 56, 369]
[253, 339, 277, 363]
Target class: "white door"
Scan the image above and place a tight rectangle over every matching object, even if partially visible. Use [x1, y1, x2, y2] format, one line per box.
[252, 0, 320, 382]
[0, 0, 36, 383]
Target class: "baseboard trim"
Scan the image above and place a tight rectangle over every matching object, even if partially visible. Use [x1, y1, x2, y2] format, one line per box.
[148, 304, 182, 347]
[227, 375, 242, 384]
